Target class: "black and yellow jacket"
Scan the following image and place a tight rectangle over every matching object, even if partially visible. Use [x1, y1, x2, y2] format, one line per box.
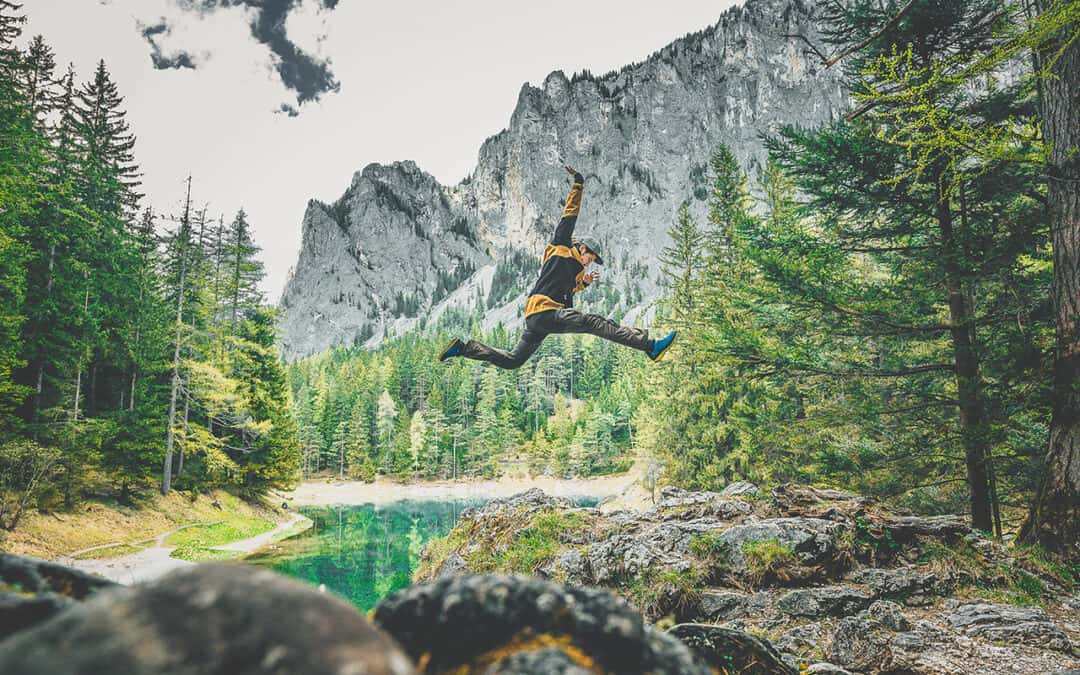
[524, 173, 591, 317]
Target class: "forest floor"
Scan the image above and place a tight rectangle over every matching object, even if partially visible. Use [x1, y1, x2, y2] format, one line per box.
[287, 461, 648, 507]
[0, 490, 301, 570]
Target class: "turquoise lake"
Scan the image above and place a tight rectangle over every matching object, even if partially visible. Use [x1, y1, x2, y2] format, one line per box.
[250, 498, 597, 611]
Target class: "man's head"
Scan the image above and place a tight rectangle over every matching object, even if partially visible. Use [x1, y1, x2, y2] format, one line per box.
[573, 239, 604, 266]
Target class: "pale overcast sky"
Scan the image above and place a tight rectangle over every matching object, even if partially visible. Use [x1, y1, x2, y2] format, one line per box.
[21, 0, 738, 299]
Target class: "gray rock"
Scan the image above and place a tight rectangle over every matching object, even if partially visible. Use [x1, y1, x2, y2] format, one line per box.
[279, 0, 847, 358]
[829, 601, 912, 671]
[373, 574, 711, 675]
[482, 648, 594, 674]
[434, 551, 469, 577]
[720, 481, 760, 497]
[0, 592, 74, 641]
[865, 600, 911, 632]
[668, 623, 797, 675]
[0, 553, 115, 599]
[830, 614, 894, 671]
[806, 664, 853, 675]
[777, 586, 873, 618]
[720, 517, 850, 577]
[694, 590, 753, 622]
[945, 602, 1073, 652]
[0, 553, 116, 640]
[0, 564, 416, 675]
[775, 622, 829, 662]
[854, 566, 951, 604]
[653, 488, 753, 521]
[883, 515, 970, 542]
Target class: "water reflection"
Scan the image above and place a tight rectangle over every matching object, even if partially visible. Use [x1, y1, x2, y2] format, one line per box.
[250, 496, 599, 611]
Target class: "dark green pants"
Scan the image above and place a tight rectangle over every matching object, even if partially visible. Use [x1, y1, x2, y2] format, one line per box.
[459, 308, 650, 370]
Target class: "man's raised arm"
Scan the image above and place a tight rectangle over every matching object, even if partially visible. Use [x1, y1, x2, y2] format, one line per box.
[552, 167, 584, 246]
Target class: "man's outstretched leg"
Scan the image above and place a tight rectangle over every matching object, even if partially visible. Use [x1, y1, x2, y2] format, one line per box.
[540, 308, 676, 362]
[439, 329, 545, 370]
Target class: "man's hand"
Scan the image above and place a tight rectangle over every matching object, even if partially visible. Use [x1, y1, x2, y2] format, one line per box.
[584, 269, 601, 285]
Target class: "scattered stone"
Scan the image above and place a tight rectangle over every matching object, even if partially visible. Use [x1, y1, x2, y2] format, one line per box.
[373, 574, 710, 675]
[806, 663, 853, 674]
[720, 481, 760, 497]
[653, 487, 753, 521]
[668, 623, 797, 675]
[865, 600, 911, 632]
[829, 601, 911, 671]
[854, 566, 951, 604]
[777, 586, 874, 618]
[0, 564, 416, 675]
[775, 622, 829, 663]
[945, 602, 1073, 652]
[694, 590, 756, 622]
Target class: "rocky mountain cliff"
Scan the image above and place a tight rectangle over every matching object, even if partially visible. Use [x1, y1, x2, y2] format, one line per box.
[279, 0, 847, 359]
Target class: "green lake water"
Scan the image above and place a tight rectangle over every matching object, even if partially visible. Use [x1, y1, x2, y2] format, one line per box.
[249, 497, 597, 611]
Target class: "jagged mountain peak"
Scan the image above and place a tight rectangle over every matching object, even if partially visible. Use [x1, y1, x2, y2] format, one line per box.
[280, 0, 846, 360]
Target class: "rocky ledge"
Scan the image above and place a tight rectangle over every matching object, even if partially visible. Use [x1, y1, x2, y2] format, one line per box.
[415, 485, 1080, 674]
[0, 484, 1077, 674]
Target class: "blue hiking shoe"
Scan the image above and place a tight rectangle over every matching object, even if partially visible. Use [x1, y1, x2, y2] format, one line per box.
[648, 331, 677, 362]
[439, 338, 464, 362]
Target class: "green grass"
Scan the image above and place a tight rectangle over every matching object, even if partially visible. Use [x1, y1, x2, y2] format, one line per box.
[164, 516, 274, 549]
[500, 511, 592, 574]
[72, 543, 150, 560]
[742, 538, 797, 586]
[414, 508, 597, 580]
[625, 567, 706, 620]
[169, 544, 242, 562]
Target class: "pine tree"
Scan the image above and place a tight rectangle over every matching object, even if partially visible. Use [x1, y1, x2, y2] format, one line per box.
[659, 202, 704, 325]
[222, 209, 265, 333]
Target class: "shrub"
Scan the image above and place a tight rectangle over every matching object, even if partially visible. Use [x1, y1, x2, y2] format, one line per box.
[742, 538, 797, 587]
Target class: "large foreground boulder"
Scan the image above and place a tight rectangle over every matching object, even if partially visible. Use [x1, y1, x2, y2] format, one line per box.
[0, 564, 415, 675]
[0, 553, 117, 640]
[372, 574, 712, 674]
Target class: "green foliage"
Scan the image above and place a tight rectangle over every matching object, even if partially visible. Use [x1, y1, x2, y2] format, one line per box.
[625, 567, 706, 619]
[287, 315, 647, 481]
[0, 8, 300, 525]
[742, 539, 797, 587]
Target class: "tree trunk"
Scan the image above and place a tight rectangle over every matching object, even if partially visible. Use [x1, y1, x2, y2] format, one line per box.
[178, 394, 188, 478]
[1021, 2, 1080, 554]
[937, 172, 994, 532]
[163, 178, 192, 496]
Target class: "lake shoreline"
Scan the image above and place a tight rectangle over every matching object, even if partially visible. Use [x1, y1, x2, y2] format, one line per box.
[283, 469, 643, 507]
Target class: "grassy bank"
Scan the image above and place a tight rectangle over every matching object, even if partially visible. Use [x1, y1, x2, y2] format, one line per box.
[0, 490, 285, 560]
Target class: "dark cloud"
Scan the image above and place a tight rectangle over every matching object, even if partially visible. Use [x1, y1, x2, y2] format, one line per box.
[168, 0, 343, 108]
[276, 102, 300, 117]
[140, 20, 197, 70]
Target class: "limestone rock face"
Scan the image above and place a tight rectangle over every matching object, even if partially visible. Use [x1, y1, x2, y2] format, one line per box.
[417, 486, 1080, 674]
[0, 564, 416, 675]
[279, 0, 847, 359]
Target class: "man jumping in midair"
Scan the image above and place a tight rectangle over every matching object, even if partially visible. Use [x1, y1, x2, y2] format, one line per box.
[438, 165, 677, 369]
